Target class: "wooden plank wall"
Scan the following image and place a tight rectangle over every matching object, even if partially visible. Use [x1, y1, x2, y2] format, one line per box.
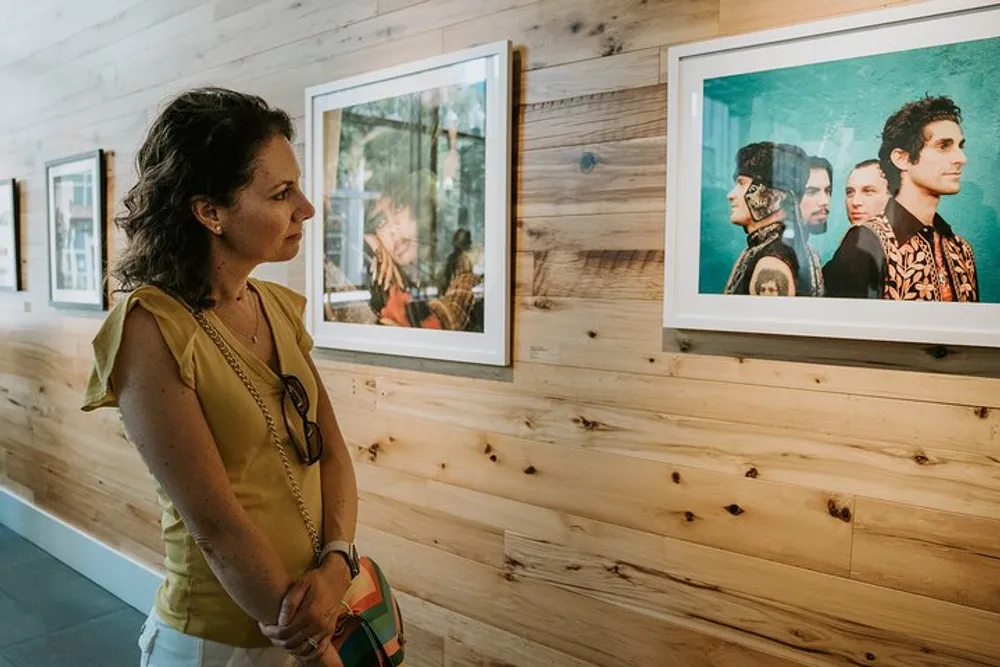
[2, 0, 1000, 665]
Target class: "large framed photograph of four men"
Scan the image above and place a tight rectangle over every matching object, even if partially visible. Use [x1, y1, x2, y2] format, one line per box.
[663, 0, 1000, 350]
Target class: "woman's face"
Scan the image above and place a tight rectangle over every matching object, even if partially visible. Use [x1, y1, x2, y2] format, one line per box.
[215, 134, 315, 264]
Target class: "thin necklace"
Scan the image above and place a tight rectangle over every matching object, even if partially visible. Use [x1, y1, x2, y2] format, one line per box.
[219, 287, 261, 344]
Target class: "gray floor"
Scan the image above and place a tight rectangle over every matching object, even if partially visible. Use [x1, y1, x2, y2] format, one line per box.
[0, 523, 143, 667]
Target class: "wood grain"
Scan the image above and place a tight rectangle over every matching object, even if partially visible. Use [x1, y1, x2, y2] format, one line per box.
[358, 490, 506, 568]
[360, 524, 803, 667]
[520, 84, 666, 151]
[521, 48, 661, 105]
[719, 0, 918, 35]
[531, 250, 663, 299]
[398, 592, 598, 667]
[443, 0, 719, 70]
[347, 412, 856, 576]
[506, 530, 1000, 667]
[852, 499, 1000, 614]
[395, 622, 445, 667]
[516, 296, 1000, 407]
[667, 328, 1000, 380]
[519, 137, 666, 217]
[517, 211, 665, 252]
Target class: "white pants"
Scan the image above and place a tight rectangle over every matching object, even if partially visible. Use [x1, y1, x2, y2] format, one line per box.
[138, 608, 294, 667]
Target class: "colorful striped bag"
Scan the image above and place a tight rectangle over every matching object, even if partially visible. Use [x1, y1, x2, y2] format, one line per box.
[331, 556, 406, 666]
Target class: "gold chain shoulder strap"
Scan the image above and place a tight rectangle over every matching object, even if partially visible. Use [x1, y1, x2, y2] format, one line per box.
[190, 308, 323, 561]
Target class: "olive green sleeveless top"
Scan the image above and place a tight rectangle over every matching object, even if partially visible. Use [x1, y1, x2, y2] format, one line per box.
[82, 279, 321, 648]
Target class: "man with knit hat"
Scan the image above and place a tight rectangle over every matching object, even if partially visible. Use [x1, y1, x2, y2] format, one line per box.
[723, 141, 823, 297]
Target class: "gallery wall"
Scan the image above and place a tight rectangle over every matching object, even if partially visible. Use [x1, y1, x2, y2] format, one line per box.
[2, 1, 1000, 665]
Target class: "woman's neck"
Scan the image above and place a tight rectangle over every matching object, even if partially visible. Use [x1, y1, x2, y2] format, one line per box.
[208, 248, 256, 306]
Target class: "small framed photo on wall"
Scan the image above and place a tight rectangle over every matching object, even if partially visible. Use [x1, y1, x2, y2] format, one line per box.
[46, 150, 107, 310]
[304, 41, 513, 366]
[0, 178, 20, 291]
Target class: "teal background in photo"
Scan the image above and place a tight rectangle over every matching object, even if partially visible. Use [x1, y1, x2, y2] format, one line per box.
[698, 36, 1000, 302]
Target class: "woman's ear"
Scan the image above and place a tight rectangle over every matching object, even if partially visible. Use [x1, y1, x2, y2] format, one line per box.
[191, 196, 223, 236]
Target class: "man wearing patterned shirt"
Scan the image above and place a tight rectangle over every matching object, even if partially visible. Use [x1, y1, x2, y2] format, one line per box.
[823, 96, 978, 301]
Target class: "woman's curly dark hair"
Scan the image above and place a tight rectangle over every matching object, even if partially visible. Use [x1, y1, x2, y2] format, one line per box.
[879, 95, 962, 195]
[113, 87, 294, 307]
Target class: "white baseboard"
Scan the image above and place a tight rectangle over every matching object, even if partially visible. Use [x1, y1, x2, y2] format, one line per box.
[0, 486, 163, 613]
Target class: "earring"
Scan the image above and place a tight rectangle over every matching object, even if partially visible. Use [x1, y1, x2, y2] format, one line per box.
[215, 225, 222, 235]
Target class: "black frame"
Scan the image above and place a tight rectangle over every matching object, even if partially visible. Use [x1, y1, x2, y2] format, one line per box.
[0, 178, 20, 292]
[45, 149, 107, 310]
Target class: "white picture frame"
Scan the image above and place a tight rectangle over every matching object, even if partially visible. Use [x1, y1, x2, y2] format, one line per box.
[0, 179, 20, 292]
[663, 0, 1000, 349]
[46, 150, 107, 310]
[304, 40, 513, 366]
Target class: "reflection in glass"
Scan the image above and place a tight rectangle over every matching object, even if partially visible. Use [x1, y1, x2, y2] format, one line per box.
[321, 82, 487, 332]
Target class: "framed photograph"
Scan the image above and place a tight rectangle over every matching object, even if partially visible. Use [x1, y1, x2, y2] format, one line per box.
[663, 0, 1000, 349]
[45, 150, 107, 310]
[0, 179, 20, 291]
[304, 41, 513, 365]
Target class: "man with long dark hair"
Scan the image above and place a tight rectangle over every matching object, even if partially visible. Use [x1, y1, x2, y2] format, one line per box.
[823, 95, 978, 301]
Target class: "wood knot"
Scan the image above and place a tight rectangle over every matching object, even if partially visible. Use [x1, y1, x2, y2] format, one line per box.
[912, 453, 930, 466]
[569, 20, 584, 33]
[586, 330, 598, 338]
[975, 406, 990, 419]
[648, 357, 656, 363]
[605, 563, 631, 581]
[523, 465, 537, 475]
[601, 39, 624, 57]
[484, 444, 493, 454]
[866, 653, 876, 661]
[503, 555, 524, 569]
[828, 499, 852, 523]
[565, 564, 582, 571]
[684, 511, 696, 522]
[745, 467, 759, 479]
[532, 298, 553, 310]
[503, 572, 516, 582]
[579, 152, 598, 172]
[489, 454, 498, 463]
[572, 415, 609, 432]
[589, 22, 606, 36]
[926, 345, 949, 359]
[725, 504, 745, 516]
[671, 472, 682, 484]
[439, 462, 447, 470]
[366, 442, 380, 462]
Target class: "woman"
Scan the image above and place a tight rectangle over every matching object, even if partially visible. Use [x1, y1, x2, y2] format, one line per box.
[81, 87, 358, 667]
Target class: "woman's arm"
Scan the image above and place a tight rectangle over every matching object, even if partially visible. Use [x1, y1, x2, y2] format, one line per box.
[258, 354, 358, 658]
[307, 354, 358, 552]
[113, 306, 293, 624]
